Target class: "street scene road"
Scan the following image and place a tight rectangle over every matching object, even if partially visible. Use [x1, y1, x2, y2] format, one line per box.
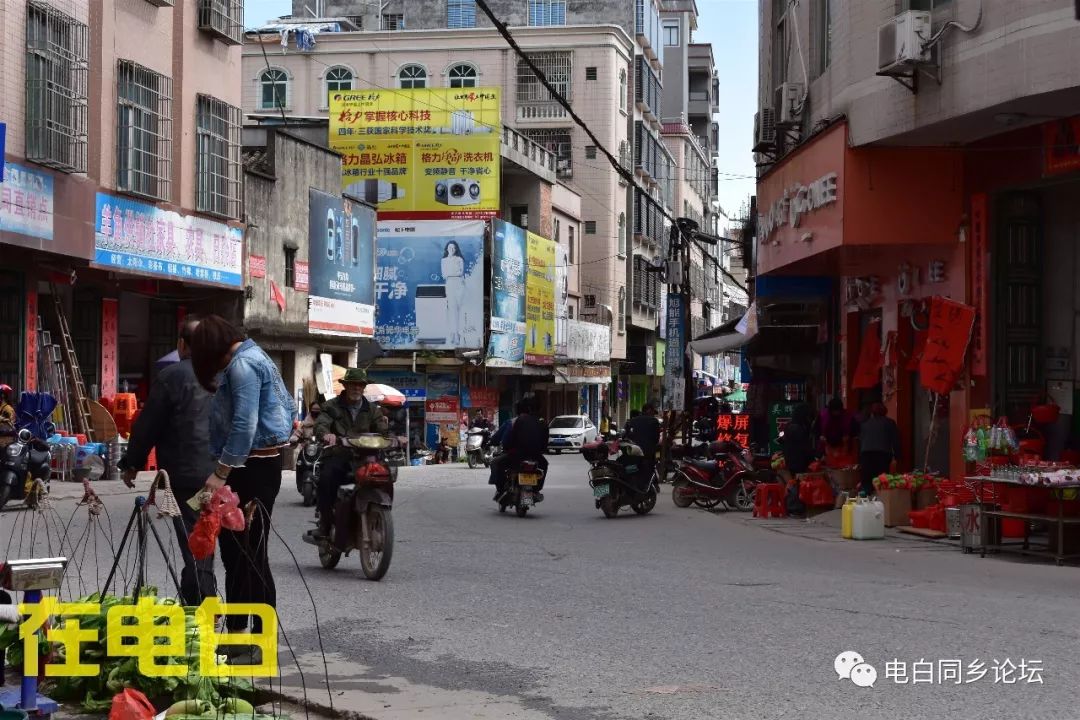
[4, 455, 1077, 720]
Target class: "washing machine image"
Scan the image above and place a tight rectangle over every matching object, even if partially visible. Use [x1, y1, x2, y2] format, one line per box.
[414, 285, 448, 343]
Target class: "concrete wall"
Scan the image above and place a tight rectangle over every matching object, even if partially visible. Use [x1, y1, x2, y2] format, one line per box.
[762, 0, 1080, 147]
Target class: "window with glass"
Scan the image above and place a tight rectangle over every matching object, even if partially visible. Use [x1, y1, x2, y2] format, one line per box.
[618, 286, 626, 332]
[382, 13, 404, 30]
[814, 0, 831, 75]
[516, 52, 572, 103]
[326, 66, 353, 93]
[116, 60, 172, 201]
[663, 20, 679, 46]
[619, 69, 627, 112]
[528, 0, 566, 26]
[196, 94, 241, 220]
[398, 64, 427, 89]
[447, 0, 476, 28]
[447, 63, 478, 88]
[618, 212, 626, 256]
[259, 68, 287, 109]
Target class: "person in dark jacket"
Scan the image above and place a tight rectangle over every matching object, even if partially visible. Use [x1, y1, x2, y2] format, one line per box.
[118, 316, 217, 606]
[625, 403, 661, 490]
[858, 402, 901, 496]
[489, 398, 549, 500]
[780, 403, 816, 475]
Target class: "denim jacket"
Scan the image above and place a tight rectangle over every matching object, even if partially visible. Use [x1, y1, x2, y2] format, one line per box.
[210, 339, 297, 466]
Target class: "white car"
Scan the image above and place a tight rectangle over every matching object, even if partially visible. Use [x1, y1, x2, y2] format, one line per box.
[546, 415, 599, 453]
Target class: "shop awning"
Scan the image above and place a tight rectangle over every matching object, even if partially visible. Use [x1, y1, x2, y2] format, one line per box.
[688, 304, 759, 355]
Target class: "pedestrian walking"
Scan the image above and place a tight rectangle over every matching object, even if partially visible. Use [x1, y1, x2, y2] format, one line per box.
[190, 315, 296, 657]
[781, 403, 816, 475]
[118, 316, 217, 606]
[858, 402, 901, 497]
[817, 397, 858, 464]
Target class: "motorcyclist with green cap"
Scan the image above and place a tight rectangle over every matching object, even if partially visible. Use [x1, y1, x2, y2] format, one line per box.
[312, 367, 389, 538]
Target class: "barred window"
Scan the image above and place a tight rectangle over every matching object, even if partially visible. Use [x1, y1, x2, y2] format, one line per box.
[398, 64, 427, 89]
[196, 94, 241, 220]
[520, 127, 572, 177]
[447, 63, 478, 88]
[116, 61, 172, 201]
[447, 0, 476, 28]
[584, 220, 597, 235]
[259, 68, 288, 110]
[516, 51, 571, 103]
[528, 0, 566, 26]
[618, 286, 626, 332]
[284, 247, 296, 288]
[617, 212, 626, 256]
[382, 13, 404, 30]
[198, 0, 243, 45]
[25, 2, 88, 174]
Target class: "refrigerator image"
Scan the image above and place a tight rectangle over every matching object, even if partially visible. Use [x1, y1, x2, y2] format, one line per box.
[415, 284, 448, 343]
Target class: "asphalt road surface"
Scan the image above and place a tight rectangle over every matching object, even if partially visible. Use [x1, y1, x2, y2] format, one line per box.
[4, 454, 1078, 720]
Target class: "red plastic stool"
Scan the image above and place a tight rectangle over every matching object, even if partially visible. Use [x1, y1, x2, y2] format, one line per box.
[145, 448, 157, 472]
[754, 483, 786, 518]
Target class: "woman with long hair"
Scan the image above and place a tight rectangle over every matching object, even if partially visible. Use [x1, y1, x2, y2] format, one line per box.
[190, 315, 296, 659]
[442, 240, 466, 345]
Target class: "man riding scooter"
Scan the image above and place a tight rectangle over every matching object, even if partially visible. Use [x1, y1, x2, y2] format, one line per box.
[489, 398, 549, 502]
[312, 368, 389, 539]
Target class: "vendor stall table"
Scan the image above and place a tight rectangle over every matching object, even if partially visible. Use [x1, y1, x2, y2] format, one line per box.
[968, 475, 1080, 566]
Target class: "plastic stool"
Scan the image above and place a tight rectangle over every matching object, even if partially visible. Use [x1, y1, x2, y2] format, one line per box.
[145, 447, 157, 472]
[754, 482, 786, 518]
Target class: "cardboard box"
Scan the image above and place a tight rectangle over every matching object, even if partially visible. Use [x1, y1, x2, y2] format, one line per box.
[913, 487, 938, 510]
[878, 488, 912, 527]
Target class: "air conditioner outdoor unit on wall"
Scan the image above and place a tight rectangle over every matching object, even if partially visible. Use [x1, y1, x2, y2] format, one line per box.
[775, 82, 803, 126]
[756, 108, 777, 148]
[878, 10, 932, 74]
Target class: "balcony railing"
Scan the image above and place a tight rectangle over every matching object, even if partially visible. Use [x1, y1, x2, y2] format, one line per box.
[517, 102, 569, 121]
[501, 125, 556, 173]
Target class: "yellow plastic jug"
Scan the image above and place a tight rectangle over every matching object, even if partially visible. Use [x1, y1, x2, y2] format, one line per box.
[841, 497, 856, 539]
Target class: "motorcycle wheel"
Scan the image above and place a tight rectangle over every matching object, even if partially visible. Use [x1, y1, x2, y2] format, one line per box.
[632, 489, 657, 515]
[516, 504, 529, 518]
[498, 503, 507, 513]
[360, 506, 394, 581]
[671, 476, 694, 508]
[0, 485, 11, 512]
[468, 453, 477, 469]
[731, 476, 757, 512]
[302, 483, 316, 507]
[600, 496, 620, 518]
[694, 495, 723, 510]
[319, 544, 341, 569]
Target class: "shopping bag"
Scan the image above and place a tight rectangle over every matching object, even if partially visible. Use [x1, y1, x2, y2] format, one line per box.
[108, 689, 156, 720]
[188, 512, 221, 561]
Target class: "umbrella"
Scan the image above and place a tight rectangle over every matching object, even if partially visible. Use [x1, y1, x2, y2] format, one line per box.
[156, 349, 181, 369]
[364, 383, 407, 407]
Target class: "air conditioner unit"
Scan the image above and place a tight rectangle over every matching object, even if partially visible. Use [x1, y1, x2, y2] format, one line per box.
[775, 82, 803, 126]
[755, 108, 777, 150]
[878, 10, 932, 74]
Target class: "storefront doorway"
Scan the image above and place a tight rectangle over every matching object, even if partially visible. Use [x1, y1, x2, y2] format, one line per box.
[0, 271, 24, 391]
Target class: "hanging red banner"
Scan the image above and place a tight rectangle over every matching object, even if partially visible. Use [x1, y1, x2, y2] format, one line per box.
[270, 281, 286, 312]
[25, 289, 38, 392]
[851, 321, 883, 390]
[969, 193, 989, 376]
[919, 296, 976, 396]
[1044, 116, 1080, 177]
[101, 298, 119, 398]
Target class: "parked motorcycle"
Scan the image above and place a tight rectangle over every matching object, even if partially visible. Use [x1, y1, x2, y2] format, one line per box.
[496, 459, 544, 517]
[295, 440, 321, 507]
[465, 428, 494, 469]
[582, 436, 658, 518]
[302, 433, 397, 580]
[0, 429, 51, 511]
[671, 440, 775, 511]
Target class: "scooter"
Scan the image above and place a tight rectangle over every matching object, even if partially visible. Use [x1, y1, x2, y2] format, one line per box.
[0, 429, 51, 511]
[496, 459, 544, 517]
[582, 436, 658, 518]
[302, 434, 397, 580]
[671, 440, 775, 511]
[465, 428, 494, 469]
[295, 440, 321, 507]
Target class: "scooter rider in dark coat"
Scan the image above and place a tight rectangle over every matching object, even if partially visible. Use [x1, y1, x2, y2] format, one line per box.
[489, 398, 549, 501]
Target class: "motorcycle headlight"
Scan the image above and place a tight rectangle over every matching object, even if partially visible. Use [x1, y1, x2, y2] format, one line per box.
[304, 444, 317, 458]
[5, 444, 21, 457]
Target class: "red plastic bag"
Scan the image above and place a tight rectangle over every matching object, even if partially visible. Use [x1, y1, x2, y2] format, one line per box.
[109, 689, 155, 720]
[210, 486, 245, 531]
[189, 511, 221, 561]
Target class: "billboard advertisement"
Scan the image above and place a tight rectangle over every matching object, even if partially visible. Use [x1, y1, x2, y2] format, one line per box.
[375, 220, 485, 350]
[1, 162, 53, 242]
[93, 192, 242, 286]
[554, 242, 569, 359]
[329, 88, 501, 219]
[525, 231, 555, 365]
[488, 219, 527, 368]
[307, 190, 377, 337]
[426, 372, 460, 448]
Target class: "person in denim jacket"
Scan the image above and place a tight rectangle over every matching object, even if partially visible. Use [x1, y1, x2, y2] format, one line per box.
[191, 315, 296, 661]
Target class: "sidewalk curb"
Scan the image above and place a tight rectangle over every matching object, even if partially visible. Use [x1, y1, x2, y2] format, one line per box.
[261, 687, 379, 720]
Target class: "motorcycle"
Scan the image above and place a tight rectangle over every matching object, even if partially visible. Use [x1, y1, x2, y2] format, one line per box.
[671, 440, 775, 511]
[295, 440, 321, 507]
[302, 433, 397, 580]
[0, 429, 52, 511]
[496, 459, 545, 517]
[582, 436, 658, 518]
[465, 428, 494, 469]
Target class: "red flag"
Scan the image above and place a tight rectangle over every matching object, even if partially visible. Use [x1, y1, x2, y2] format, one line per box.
[919, 296, 976, 395]
[270, 281, 286, 312]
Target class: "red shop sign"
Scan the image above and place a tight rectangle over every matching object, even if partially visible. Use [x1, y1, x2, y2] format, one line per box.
[100, 298, 119, 398]
[249, 254, 266, 279]
[294, 261, 310, 292]
[969, 194, 988, 377]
